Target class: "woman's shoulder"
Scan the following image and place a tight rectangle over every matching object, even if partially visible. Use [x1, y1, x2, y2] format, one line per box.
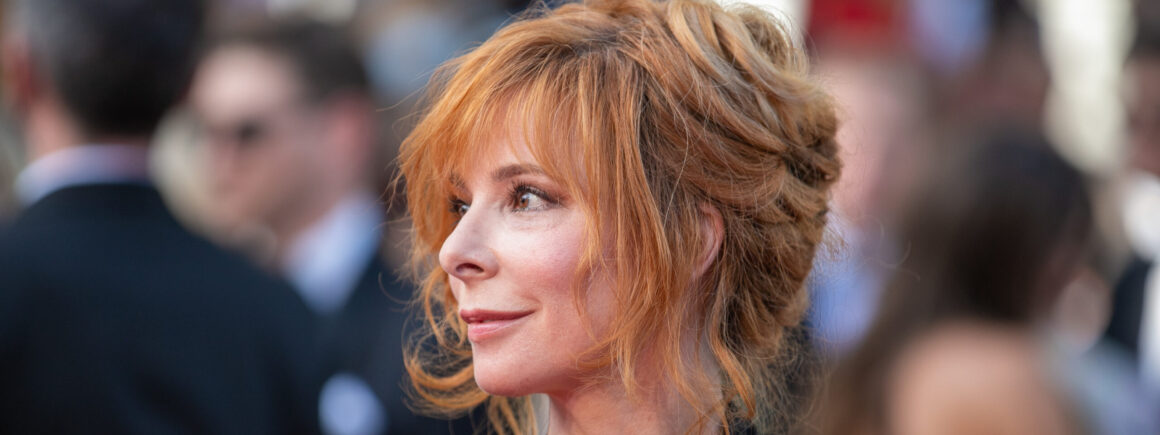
[895, 321, 1044, 376]
[886, 322, 1076, 435]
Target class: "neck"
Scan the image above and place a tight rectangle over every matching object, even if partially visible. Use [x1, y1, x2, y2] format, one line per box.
[545, 356, 721, 435]
[543, 307, 727, 435]
[271, 187, 354, 263]
[25, 98, 149, 161]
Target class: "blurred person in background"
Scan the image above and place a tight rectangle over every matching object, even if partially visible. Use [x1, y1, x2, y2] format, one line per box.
[806, 55, 933, 357]
[943, 0, 1050, 133]
[803, 0, 1051, 360]
[354, 0, 522, 230]
[1106, 7, 1160, 420]
[190, 18, 469, 435]
[818, 131, 1095, 435]
[804, 0, 935, 356]
[1124, 14, 1160, 180]
[0, 111, 19, 222]
[0, 0, 324, 433]
[0, 4, 18, 222]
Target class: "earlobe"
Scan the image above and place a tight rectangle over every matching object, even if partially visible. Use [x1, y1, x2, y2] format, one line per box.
[1, 34, 38, 113]
[694, 203, 724, 280]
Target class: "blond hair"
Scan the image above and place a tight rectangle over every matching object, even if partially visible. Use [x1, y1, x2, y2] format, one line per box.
[397, 0, 840, 433]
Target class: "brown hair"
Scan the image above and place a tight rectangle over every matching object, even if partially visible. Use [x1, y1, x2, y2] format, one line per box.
[204, 16, 370, 104]
[818, 130, 1092, 435]
[397, 0, 840, 433]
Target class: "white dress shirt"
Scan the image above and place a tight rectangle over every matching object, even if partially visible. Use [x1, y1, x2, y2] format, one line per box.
[280, 190, 383, 316]
[15, 145, 151, 206]
[279, 190, 387, 435]
[1123, 172, 1160, 419]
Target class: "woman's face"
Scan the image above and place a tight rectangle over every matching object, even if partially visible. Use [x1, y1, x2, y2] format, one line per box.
[439, 136, 614, 397]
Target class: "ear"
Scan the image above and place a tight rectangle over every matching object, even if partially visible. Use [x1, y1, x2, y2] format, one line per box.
[694, 203, 724, 281]
[324, 93, 374, 163]
[1, 32, 40, 114]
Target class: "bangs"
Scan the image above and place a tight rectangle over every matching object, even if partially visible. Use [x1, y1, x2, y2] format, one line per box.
[428, 80, 584, 197]
[401, 1, 841, 432]
[402, 40, 624, 256]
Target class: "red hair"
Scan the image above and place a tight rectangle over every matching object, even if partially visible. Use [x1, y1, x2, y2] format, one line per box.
[397, 0, 840, 432]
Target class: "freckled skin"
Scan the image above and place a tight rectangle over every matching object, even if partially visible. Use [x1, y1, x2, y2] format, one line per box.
[439, 138, 615, 398]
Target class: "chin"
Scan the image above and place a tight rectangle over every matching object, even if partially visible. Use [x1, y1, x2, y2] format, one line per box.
[473, 363, 535, 397]
[470, 354, 552, 396]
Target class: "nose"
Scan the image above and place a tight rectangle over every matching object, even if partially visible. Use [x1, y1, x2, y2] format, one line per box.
[205, 138, 240, 192]
[438, 208, 499, 283]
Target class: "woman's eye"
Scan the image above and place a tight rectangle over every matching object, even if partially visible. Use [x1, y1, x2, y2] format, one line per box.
[511, 186, 554, 212]
[449, 199, 470, 217]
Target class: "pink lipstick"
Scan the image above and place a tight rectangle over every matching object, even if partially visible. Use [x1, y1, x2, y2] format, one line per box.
[460, 309, 533, 342]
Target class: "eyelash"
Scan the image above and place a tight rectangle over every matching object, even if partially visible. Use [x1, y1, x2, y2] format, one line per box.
[509, 184, 559, 212]
[449, 197, 469, 217]
[448, 184, 559, 217]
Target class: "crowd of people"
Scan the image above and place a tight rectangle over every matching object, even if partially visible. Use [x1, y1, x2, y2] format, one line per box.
[0, 0, 1156, 434]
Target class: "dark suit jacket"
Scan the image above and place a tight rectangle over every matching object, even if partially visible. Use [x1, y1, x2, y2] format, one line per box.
[321, 253, 476, 434]
[0, 184, 325, 434]
[1105, 255, 1154, 366]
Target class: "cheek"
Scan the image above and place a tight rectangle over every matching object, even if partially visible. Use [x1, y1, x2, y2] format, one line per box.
[218, 149, 300, 215]
[231, 153, 285, 199]
[254, 144, 312, 189]
[505, 221, 585, 296]
[510, 220, 613, 345]
[583, 271, 616, 328]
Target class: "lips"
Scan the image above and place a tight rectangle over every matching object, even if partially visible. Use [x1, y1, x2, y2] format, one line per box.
[460, 309, 533, 342]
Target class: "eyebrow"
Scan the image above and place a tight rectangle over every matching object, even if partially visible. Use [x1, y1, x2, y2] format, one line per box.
[447, 164, 546, 191]
[491, 163, 546, 182]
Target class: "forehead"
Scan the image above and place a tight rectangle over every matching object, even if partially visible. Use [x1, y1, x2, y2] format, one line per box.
[425, 76, 594, 198]
[451, 128, 543, 184]
[192, 46, 303, 115]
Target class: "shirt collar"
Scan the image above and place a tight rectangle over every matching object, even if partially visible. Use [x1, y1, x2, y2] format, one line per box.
[281, 191, 383, 315]
[15, 145, 152, 206]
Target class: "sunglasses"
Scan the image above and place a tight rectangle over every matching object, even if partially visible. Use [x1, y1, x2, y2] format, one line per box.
[195, 97, 317, 149]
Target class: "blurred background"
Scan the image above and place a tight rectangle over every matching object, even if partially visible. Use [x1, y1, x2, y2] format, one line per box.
[1, 0, 1157, 433]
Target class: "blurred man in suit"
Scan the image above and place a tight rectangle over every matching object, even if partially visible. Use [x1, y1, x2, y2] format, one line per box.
[1109, 12, 1160, 417]
[190, 18, 469, 435]
[0, 1, 325, 433]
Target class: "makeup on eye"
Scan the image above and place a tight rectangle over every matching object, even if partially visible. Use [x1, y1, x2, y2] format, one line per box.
[508, 184, 559, 212]
[449, 197, 470, 217]
[446, 181, 563, 218]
